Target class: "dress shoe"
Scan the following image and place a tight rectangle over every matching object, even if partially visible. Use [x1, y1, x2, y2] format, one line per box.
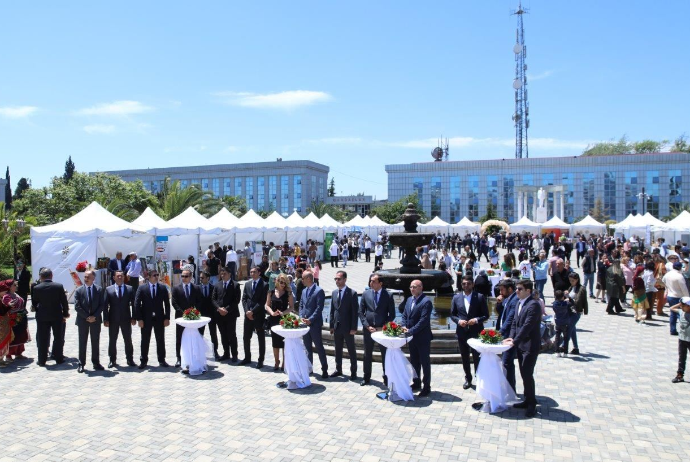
[672, 374, 684, 383]
[671, 332, 679, 336]
[108, 360, 117, 368]
[607, 311, 617, 315]
[321, 372, 329, 380]
[329, 370, 343, 378]
[463, 379, 472, 390]
[174, 360, 181, 368]
[127, 359, 137, 367]
[181, 369, 190, 375]
[471, 402, 485, 411]
[570, 348, 579, 355]
[231, 357, 239, 363]
[219, 354, 230, 361]
[411, 382, 421, 390]
[93, 364, 105, 371]
[159, 361, 170, 367]
[214, 352, 222, 361]
[240, 358, 251, 365]
[615, 309, 626, 313]
[349, 374, 358, 381]
[77, 365, 85, 373]
[525, 406, 537, 418]
[360, 379, 370, 386]
[55, 358, 65, 365]
[37, 362, 46, 367]
[418, 388, 431, 397]
[256, 362, 264, 369]
[138, 362, 147, 369]
[513, 401, 529, 409]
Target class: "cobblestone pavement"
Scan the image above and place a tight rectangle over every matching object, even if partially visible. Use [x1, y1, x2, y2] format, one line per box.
[2, 251, 689, 461]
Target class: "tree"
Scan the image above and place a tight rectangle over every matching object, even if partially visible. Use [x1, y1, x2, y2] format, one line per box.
[13, 177, 30, 200]
[370, 193, 426, 224]
[4, 167, 11, 211]
[0, 204, 36, 266]
[327, 177, 336, 197]
[306, 200, 348, 222]
[589, 198, 610, 223]
[63, 156, 76, 183]
[581, 136, 631, 157]
[632, 139, 668, 153]
[671, 134, 690, 153]
[221, 195, 248, 217]
[665, 203, 690, 221]
[479, 202, 503, 223]
[155, 178, 222, 220]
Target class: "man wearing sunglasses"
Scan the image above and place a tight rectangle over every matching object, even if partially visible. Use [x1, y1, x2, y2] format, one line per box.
[134, 271, 171, 369]
[172, 268, 202, 370]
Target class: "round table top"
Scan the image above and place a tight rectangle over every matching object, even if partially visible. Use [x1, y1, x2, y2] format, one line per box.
[467, 338, 512, 354]
[271, 325, 310, 338]
[371, 331, 413, 348]
[175, 317, 211, 328]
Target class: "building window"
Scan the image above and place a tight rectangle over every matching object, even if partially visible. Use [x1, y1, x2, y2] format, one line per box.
[430, 176, 441, 218]
[413, 177, 423, 204]
[191, 179, 200, 186]
[294, 175, 302, 213]
[503, 175, 514, 223]
[468, 176, 479, 220]
[180, 179, 189, 190]
[318, 177, 325, 201]
[582, 173, 595, 215]
[561, 174, 574, 223]
[212, 178, 220, 197]
[142, 181, 151, 191]
[234, 178, 242, 197]
[669, 170, 682, 210]
[223, 178, 231, 196]
[245, 177, 254, 209]
[257, 177, 265, 210]
[151, 181, 160, 194]
[280, 175, 289, 215]
[201, 178, 210, 191]
[269, 176, 277, 211]
[604, 172, 616, 219]
[625, 172, 638, 216]
[646, 171, 659, 217]
[449, 176, 461, 223]
[542, 174, 554, 216]
[487, 175, 498, 216]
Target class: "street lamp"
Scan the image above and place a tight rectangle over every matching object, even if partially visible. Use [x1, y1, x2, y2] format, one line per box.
[637, 187, 651, 215]
[2, 217, 26, 264]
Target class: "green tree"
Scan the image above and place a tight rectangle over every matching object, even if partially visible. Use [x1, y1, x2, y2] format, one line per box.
[370, 193, 426, 224]
[589, 197, 610, 223]
[479, 202, 502, 223]
[582, 136, 631, 157]
[221, 195, 248, 216]
[327, 177, 336, 197]
[63, 155, 76, 183]
[306, 199, 349, 222]
[13, 177, 30, 200]
[671, 134, 690, 153]
[632, 139, 668, 153]
[0, 204, 36, 266]
[4, 167, 11, 211]
[665, 203, 690, 221]
[156, 178, 222, 220]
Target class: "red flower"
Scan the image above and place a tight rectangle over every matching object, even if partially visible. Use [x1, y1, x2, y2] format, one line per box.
[480, 329, 486, 335]
[280, 320, 284, 325]
[390, 322, 397, 329]
[488, 331, 496, 337]
[293, 320, 299, 326]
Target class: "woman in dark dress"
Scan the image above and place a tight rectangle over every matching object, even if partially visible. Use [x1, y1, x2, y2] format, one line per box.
[265, 274, 294, 370]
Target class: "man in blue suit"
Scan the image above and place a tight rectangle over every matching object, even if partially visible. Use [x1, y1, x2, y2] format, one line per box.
[496, 279, 518, 392]
[299, 270, 329, 379]
[74, 270, 105, 373]
[504, 279, 542, 417]
[402, 279, 433, 397]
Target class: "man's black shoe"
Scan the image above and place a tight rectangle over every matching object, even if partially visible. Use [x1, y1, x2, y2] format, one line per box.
[329, 370, 343, 378]
[360, 379, 370, 386]
[349, 374, 358, 381]
[138, 362, 147, 370]
[570, 349, 580, 355]
[256, 362, 264, 369]
[231, 357, 239, 363]
[321, 372, 329, 380]
[219, 354, 230, 361]
[37, 362, 46, 367]
[55, 359, 65, 365]
[159, 361, 170, 367]
[127, 359, 137, 367]
[77, 365, 85, 373]
[93, 364, 105, 371]
[513, 401, 529, 409]
[174, 360, 181, 368]
[471, 402, 484, 411]
[418, 388, 431, 397]
[411, 382, 421, 390]
[671, 332, 679, 336]
[181, 369, 190, 375]
[108, 360, 117, 368]
[240, 358, 251, 365]
[525, 406, 537, 418]
[672, 375, 684, 383]
[463, 380, 472, 390]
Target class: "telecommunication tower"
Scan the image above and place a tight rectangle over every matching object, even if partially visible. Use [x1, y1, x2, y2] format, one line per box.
[512, 1, 529, 159]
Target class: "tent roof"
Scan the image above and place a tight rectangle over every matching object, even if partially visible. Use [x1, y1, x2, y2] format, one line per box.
[237, 210, 266, 230]
[572, 215, 605, 228]
[368, 216, 388, 227]
[208, 208, 240, 229]
[32, 202, 147, 237]
[541, 216, 570, 230]
[320, 213, 341, 228]
[509, 216, 541, 232]
[302, 212, 323, 228]
[160, 207, 222, 234]
[130, 207, 167, 233]
[263, 211, 289, 230]
[611, 213, 648, 230]
[343, 215, 366, 227]
[657, 210, 690, 231]
[421, 216, 451, 227]
[285, 211, 307, 229]
[643, 212, 665, 227]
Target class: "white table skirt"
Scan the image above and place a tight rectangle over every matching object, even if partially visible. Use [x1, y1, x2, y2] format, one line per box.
[271, 326, 312, 389]
[467, 338, 519, 413]
[371, 332, 416, 402]
[176, 317, 213, 376]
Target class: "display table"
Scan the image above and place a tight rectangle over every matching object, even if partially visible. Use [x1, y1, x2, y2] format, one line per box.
[175, 317, 212, 376]
[371, 332, 416, 402]
[467, 338, 518, 413]
[271, 326, 312, 389]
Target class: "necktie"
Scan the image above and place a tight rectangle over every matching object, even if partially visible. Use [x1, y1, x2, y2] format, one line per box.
[252, 281, 257, 293]
[308, 286, 314, 300]
[152, 284, 156, 299]
[411, 297, 416, 312]
[88, 286, 92, 304]
[338, 289, 343, 304]
[204, 285, 208, 298]
[374, 291, 379, 307]
[118, 285, 122, 299]
[185, 284, 190, 299]
[224, 282, 228, 291]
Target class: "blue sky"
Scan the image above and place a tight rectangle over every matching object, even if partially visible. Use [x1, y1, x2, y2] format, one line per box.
[1, 0, 689, 200]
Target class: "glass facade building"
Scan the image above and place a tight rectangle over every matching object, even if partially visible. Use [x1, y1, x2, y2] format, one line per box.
[107, 160, 328, 214]
[386, 152, 690, 223]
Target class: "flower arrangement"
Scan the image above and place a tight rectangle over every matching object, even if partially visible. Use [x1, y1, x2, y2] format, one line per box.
[382, 321, 404, 337]
[182, 307, 201, 320]
[479, 329, 503, 345]
[279, 312, 306, 329]
[75, 261, 88, 272]
[486, 269, 496, 276]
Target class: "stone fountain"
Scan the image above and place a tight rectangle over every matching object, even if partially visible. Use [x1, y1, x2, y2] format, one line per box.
[376, 203, 448, 312]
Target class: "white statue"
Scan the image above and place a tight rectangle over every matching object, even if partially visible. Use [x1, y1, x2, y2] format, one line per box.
[537, 188, 546, 208]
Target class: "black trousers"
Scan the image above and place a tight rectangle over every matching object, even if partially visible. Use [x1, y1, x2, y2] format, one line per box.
[108, 320, 134, 361]
[365, 249, 371, 262]
[140, 321, 166, 363]
[243, 317, 265, 362]
[37, 319, 65, 364]
[606, 296, 624, 313]
[333, 331, 357, 375]
[78, 322, 101, 366]
[176, 323, 205, 360]
[129, 277, 139, 293]
[409, 339, 431, 390]
[208, 316, 221, 353]
[517, 349, 538, 406]
[330, 256, 338, 267]
[303, 326, 328, 373]
[362, 328, 387, 380]
[457, 336, 480, 381]
[679, 339, 690, 375]
[374, 255, 383, 268]
[217, 315, 238, 358]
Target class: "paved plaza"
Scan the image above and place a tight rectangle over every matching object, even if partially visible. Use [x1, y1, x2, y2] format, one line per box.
[2, 252, 689, 462]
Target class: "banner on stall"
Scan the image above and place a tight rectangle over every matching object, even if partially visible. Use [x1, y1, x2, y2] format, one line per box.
[156, 236, 169, 261]
[325, 233, 335, 259]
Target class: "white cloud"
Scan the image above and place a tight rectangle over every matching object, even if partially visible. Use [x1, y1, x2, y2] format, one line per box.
[0, 106, 38, 118]
[83, 124, 116, 134]
[527, 70, 554, 81]
[77, 100, 154, 116]
[214, 90, 333, 110]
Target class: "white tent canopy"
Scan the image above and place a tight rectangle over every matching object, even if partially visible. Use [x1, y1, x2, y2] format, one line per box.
[302, 212, 323, 228]
[509, 216, 541, 234]
[131, 207, 168, 234]
[160, 207, 223, 234]
[654, 210, 690, 232]
[368, 216, 388, 227]
[285, 211, 309, 229]
[452, 217, 480, 234]
[208, 208, 241, 229]
[571, 215, 607, 235]
[541, 216, 571, 230]
[343, 215, 366, 227]
[320, 213, 341, 229]
[643, 212, 666, 228]
[237, 210, 266, 230]
[263, 211, 289, 230]
[419, 216, 451, 234]
[32, 202, 147, 237]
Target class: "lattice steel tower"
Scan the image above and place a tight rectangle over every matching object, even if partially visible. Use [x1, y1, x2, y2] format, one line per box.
[512, 1, 529, 159]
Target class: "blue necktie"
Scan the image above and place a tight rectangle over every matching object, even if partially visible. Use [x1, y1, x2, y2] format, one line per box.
[374, 291, 379, 307]
[185, 284, 190, 299]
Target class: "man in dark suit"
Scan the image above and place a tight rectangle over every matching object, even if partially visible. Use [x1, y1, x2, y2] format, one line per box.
[73, 270, 105, 373]
[299, 270, 328, 379]
[196, 271, 217, 353]
[358, 273, 396, 386]
[329, 270, 359, 380]
[240, 266, 267, 368]
[402, 279, 433, 397]
[451, 275, 490, 389]
[108, 251, 126, 284]
[171, 268, 202, 368]
[134, 270, 171, 369]
[103, 270, 137, 368]
[504, 279, 542, 417]
[495, 278, 518, 391]
[212, 266, 241, 362]
[32, 267, 70, 366]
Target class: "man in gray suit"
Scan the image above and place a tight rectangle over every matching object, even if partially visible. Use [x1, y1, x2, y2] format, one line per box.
[103, 270, 137, 368]
[329, 270, 359, 380]
[358, 273, 396, 386]
[74, 270, 105, 373]
[298, 270, 329, 379]
[32, 267, 70, 366]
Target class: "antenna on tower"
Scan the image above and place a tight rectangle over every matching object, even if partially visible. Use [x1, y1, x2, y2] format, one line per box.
[511, 1, 530, 159]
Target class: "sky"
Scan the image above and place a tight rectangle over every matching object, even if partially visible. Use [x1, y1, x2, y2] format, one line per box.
[1, 0, 689, 200]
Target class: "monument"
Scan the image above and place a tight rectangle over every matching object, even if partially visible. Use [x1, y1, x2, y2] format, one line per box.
[536, 187, 547, 223]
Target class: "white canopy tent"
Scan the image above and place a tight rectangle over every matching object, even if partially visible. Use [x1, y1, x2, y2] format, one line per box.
[571, 215, 607, 236]
[419, 216, 451, 234]
[452, 217, 480, 235]
[509, 216, 541, 234]
[131, 207, 168, 233]
[234, 210, 266, 249]
[540, 216, 571, 231]
[610, 213, 650, 244]
[30, 202, 152, 294]
[653, 210, 690, 243]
